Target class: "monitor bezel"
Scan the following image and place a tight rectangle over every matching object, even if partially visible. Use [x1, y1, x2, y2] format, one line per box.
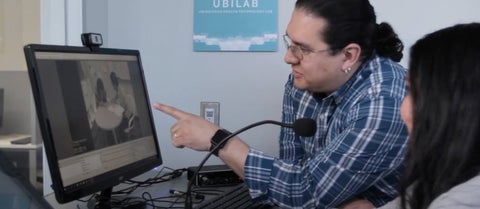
[24, 44, 163, 203]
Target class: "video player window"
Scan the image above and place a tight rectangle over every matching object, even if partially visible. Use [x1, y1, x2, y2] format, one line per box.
[24, 44, 162, 204]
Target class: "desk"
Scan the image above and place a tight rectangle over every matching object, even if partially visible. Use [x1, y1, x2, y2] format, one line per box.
[0, 134, 41, 187]
[44, 168, 260, 209]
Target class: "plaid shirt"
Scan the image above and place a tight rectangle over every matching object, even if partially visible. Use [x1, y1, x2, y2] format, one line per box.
[244, 55, 409, 208]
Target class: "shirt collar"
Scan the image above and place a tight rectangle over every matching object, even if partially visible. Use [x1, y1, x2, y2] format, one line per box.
[327, 55, 378, 105]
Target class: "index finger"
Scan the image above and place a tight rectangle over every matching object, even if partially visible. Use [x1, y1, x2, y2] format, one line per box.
[152, 102, 186, 120]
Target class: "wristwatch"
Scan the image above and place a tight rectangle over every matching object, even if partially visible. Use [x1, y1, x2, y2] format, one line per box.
[210, 129, 232, 156]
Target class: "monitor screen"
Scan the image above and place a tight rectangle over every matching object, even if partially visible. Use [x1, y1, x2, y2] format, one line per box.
[24, 44, 162, 204]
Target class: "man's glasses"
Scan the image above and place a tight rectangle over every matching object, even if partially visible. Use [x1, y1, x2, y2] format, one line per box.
[282, 34, 333, 60]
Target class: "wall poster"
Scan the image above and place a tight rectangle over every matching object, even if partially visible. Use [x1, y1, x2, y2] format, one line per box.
[193, 0, 278, 52]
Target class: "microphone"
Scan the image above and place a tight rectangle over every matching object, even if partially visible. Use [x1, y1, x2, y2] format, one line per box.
[185, 118, 316, 208]
[284, 118, 317, 137]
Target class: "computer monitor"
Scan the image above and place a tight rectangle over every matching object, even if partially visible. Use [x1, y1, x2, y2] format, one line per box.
[23, 44, 162, 206]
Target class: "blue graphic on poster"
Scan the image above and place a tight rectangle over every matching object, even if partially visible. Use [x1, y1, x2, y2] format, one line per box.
[194, 0, 278, 52]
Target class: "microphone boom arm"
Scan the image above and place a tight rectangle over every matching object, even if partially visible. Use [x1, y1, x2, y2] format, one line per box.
[185, 119, 316, 208]
[185, 120, 288, 208]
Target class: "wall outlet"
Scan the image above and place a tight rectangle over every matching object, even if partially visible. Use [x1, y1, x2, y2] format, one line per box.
[200, 102, 220, 125]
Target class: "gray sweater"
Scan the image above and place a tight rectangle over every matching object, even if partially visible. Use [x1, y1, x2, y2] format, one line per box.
[378, 174, 480, 209]
[428, 174, 480, 209]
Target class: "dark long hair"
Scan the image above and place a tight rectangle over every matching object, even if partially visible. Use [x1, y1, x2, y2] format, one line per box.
[295, 0, 403, 62]
[400, 22, 480, 209]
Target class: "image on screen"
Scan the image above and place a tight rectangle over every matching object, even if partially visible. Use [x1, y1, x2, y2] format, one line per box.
[24, 44, 162, 204]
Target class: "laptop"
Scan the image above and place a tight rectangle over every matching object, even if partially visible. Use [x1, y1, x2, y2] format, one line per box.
[0, 151, 53, 209]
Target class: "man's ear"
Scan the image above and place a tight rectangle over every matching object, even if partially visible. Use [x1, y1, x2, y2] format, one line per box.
[341, 43, 361, 70]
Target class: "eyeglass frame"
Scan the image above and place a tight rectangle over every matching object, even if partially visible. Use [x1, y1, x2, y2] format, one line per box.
[282, 34, 337, 60]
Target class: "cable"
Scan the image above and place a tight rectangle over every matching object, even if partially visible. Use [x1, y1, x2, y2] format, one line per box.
[185, 120, 297, 209]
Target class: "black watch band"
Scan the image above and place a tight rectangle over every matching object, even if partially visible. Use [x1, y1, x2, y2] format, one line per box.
[210, 129, 232, 156]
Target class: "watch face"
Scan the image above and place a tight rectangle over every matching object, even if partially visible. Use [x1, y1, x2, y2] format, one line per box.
[210, 129, 231, 156]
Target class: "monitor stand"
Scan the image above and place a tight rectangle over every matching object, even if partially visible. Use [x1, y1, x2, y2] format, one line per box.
[93, 187, 147, 209]
[94, 187, 113, 209]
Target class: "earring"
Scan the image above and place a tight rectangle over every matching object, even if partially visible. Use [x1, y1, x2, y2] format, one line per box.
[343, 67, 352, 74]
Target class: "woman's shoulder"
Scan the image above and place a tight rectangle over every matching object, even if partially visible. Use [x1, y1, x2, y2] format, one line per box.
[428, 174, 480, 209]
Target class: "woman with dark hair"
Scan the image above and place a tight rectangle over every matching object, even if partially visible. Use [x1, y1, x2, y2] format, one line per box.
[398, 22, 480, 209]
[154, 0, 409, 208]
[342, 23, 480, 209]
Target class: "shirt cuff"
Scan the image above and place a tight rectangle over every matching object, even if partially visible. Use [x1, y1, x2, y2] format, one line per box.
[244, 148, 275, 199]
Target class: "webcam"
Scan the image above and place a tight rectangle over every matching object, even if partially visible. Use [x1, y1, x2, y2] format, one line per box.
[81, 33, 103, 51]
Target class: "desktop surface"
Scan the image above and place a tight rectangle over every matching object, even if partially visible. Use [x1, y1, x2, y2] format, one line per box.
[0, 134, 37, 149]
[45, 168, 274, 209]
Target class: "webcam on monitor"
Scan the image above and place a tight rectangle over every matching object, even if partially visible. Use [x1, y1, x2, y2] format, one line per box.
[81, 33, 103, 51]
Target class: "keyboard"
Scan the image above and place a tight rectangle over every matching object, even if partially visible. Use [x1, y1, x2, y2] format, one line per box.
[194, 184, 274, 209]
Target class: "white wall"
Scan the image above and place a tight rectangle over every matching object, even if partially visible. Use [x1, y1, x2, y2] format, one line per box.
[83, 0, 480, 170]
[371, 0, 480, 67]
